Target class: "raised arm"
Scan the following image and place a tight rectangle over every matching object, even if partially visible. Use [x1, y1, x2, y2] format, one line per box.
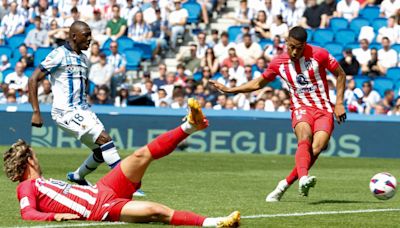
[210, 76, 269, 94]
[28, 69, 47, 127]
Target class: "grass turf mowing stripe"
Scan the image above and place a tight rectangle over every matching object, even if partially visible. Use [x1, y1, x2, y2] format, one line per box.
[242, 208, 400, 219]
[13, 222, 127, 228]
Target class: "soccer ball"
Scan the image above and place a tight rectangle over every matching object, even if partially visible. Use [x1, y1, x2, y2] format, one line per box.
[369, 172, 397, 200]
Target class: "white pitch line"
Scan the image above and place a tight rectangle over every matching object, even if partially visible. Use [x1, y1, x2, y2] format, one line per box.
[13, 221, 127, 228]
[242, 208, 400, 219]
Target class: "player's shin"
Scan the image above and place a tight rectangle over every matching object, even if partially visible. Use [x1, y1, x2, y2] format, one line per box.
[100, 141, 121, 168]
[147, 126, 189, 159]
[170, 211, 206, 226]
[295, 140, 312, 178]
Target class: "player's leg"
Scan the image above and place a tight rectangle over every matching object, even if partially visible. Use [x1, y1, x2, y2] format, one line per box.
[119, 201, 240, 227]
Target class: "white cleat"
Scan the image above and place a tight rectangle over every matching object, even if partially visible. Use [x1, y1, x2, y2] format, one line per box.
[299, 176, 317, 197]
[266, 179, 290, 202]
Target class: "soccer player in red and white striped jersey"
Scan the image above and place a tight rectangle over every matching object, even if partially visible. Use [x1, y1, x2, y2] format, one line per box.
[210, 26, 347, 200]
[4, 99, 240, 227]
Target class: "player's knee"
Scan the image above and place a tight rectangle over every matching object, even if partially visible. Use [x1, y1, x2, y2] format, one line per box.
[96, 131, 112, 145]
[312, 143, 324, 155]
[146, 205, 171, 219]
[132, 147, 153, 161]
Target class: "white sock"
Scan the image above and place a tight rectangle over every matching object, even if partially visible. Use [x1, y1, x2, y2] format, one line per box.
[180, 121, 197, 134]
[76, 149, 103, 179]
[100, 141, 121, 168]
[202, 217, 223, 227]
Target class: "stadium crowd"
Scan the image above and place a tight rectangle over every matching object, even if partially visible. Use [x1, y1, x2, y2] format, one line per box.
[0, 0, 399, 115]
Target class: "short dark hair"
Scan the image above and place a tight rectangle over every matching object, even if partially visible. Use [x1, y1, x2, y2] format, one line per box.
[288, 26, 307, 43]
[71, 6, 78, 14]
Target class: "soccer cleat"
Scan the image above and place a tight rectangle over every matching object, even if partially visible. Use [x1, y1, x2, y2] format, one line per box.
[133, 189, 146, 197]
[217, 211, 240, 228]
[266, 179, 290, 202]
[67, 172, 92, 186]
[298, 176, 317, 197]
[187, 98, 208, 130]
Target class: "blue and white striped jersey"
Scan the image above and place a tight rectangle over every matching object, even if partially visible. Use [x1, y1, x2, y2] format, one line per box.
[39, 42, 89, 113]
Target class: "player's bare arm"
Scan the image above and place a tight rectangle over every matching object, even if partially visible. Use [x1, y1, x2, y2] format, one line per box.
[28, 68, 47, 128]
[210, 76, 268, 94]
[332, 65, 347, 124]
[54, 213, 80, 221]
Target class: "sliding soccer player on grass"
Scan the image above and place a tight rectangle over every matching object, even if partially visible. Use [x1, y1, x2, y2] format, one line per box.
[210, 26, 347, 201]
[3, 99, 240, 227]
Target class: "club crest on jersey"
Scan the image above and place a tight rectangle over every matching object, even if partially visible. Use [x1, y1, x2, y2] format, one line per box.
[296, 74, 308, 86]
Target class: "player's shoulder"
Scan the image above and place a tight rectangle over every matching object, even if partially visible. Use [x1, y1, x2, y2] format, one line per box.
[17, 179, 37, 194]
[270, 52, 290, 66]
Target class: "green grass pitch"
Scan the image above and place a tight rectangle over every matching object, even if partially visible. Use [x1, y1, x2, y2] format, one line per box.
[0, 147, 399, 227]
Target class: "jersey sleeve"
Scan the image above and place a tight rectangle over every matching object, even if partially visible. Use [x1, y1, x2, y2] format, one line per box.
[320, 48, 339, 73]
[17, 181, 56, 221]
[262, 59, 279, 82]
[39, 49, 62, 75]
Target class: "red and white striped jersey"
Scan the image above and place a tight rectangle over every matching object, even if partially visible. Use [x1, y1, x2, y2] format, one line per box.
[262, 44, 339, 113]
[17, 177, 98, 221]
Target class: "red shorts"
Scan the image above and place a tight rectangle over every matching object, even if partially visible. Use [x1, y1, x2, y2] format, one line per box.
[291, 107, 334, 135]
[88, 164, 141, 221]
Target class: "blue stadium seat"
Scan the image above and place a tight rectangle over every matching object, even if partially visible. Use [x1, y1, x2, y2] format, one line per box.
[2, 68, 13, 78]
[359, 6, 380, 22]
[0, 46, 12, 59]
[102, 38, 112, 49]
[309, 41, 322, 47]
[33, 47, 52, 66]
[312, 29, 334, 45]
[133, 42, 152, 60]
[25, 23, 35, 34]
[329, 17, 349, 32]
[373, 78, 394, 97]
[349, 17, 370, 35]
[344, 42, 360, 50]
[124, 48, 142, 70]
[392, 43, 400, 53]
[24, 67, 35, 77]
[386, 67, 400, 82]
[269, 77, 282, 89]
[87, 80, 96, 95]
[335, 29, 356, 45]
[182, 1, 202, 24]
[193, 71, 202, 81]
[334, 54, 343, 61]
[259, 39, 273, 49]
[353, 75, 371, 88]
[394, 79, 400, 95]
[100, 48, 111, 56]
[9, 56, 19, 68]
[305, 29, 312, 42]
[227, 26, 242, 42]
[6, 34, 26, 51]
[116, 36, 134, 52]
[371, 17, 388, 32]
[325, 42, 344, 56]
[212, 72, 222, 80]
[369, 42, 382, 50]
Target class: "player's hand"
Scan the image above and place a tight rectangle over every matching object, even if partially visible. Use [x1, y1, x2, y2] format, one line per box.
[54, 213, 80, 221]
[209, 80, 229, 94]
[334, 103, 346, 124]
[31, 112, 43, 128]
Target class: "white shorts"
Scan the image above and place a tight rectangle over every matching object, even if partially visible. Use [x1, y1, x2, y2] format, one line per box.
[53, 108, 105, 149]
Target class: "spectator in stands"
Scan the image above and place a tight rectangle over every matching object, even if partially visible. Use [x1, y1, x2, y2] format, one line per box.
[374, 104, 387, 114]
[380, 0, 400, 18]
[170, 91, 186, 109]
[336, 0, 360, 21]
[143, 0, 160, 25]
[233, 0, 254, 25]
[0, 0, 8, 21]
[201, 47, 219, 75]
[88, 9, 108, 45]
[283, 0, 304, 27]
[154, 88, 170, 107]
[378, 37, 398, 74]
[254, 99, 266, 110]
[0, 1, 25, 44]
[103, 0, 117, 21]
[235, 33, 262, 65]
[264, 35, 285, 62]
[89, 52, 113, 88]
[81, 0, 102, 21]
[24, 16, 49, 51]
[47, 6, 63, 30]
[377, 16, 398, 43]
[195, 32, 208, 59]
[243, 64, 254, 81]
[301, 0, 324, 29]
[177, 44, 201, 74]
[362, 48, 382, 77]
[167, 0, 188, 51]
[235, 25, 251, 43]
[253, 57, 267, 78]
[207, 29, 219, 48]
[261, 0, 284, 27]
[0, 54, 10, 72]
[355, 81, 381, 114]
[128, 11, 152, 42]
[149, 8, 168, 56]
[107, 41, 127, 97]
[5, 61, 27, 92]
[114, 85, 129, 107]
[320, 0, 337, 28]
[18, 44, 33, 68]
[175, 63, 188, 87]
[270, 15, 289, 40]
[160, 72, 176, 98]
[224, 98, 237, 110]
[92, 85, 113, 105]
[339, 49, 360, 76]
[214, 31, 235, 63]
[213, 93, 228, 110]
[199, 66, 214, 91]
[388, 97, 400, 115]
[88, 41, 101, 65]
[217, 66, 231, 87]
[347, 88, 366, 113]
[380, 89, 395, 112]
[222, 47, 245, 68]
[37, 79, 53, 104]
[58, 0, 79, 20]
[106, 4, 127, 41]
[63, 7, 81, 28]
[18, 0, 33, 24]
[353, 39, 371, 66]
[47, 19, 68, 47]
[228, 57, 246, 85]
[5, 88, 17, 104]
[252, 10, 270, 40]
[153, 63, 167, 89]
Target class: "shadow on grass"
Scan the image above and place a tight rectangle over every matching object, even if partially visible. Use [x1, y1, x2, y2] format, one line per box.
[309, 200, 380, 205]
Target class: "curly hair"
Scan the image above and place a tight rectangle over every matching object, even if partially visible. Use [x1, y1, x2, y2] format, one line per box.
[3, 139, 33, 182]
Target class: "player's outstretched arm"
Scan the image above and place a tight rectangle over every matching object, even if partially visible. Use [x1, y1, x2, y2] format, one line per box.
[210, 76, 268, 94]
[54, 213, 80, 221]
[332, 66, 347, 124]
[28, 68, 47, 128]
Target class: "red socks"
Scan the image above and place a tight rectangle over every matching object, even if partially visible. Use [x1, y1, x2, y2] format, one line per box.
[170, 210, 206, 226]
[295, 140, 312, 178]
[147, 126, 189, 159]
[286, 144, 319, 185]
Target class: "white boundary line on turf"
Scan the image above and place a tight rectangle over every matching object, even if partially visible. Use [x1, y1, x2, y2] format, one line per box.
[13, 222, 127, 228]
[242, 208, 400, 219]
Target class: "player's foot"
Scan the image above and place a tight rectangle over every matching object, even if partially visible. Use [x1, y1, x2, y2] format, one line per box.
[187, 98, 208, 130]
[266, 179, 290, 202]
[133, 189, 146, 197]
[67, 172, 92, 186]
[217, 211, 240, 228]
[298, 176, 317, 197]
